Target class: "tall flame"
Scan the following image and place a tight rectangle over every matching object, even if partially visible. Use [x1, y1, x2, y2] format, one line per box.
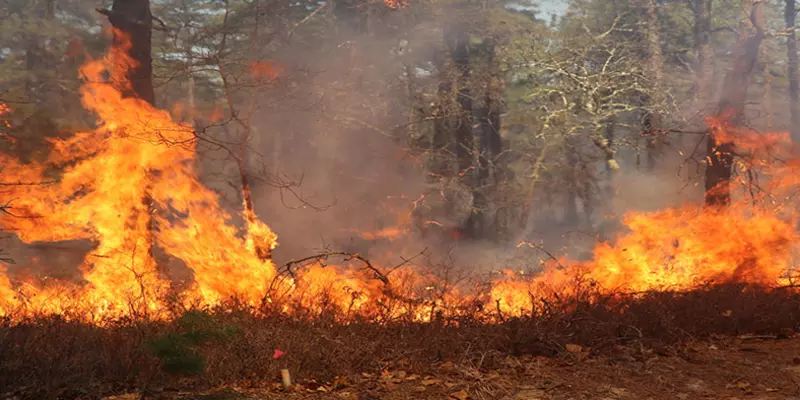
[0, 31, 277, 319]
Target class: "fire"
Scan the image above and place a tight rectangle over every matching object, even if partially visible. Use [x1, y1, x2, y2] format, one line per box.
[384, 0, 409, 9]
[0, 32, 278, 320]
[0, 30, 798, 324]
[249, 60, 282, 80]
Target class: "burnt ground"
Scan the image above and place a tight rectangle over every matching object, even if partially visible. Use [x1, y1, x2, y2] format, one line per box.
[106, 335, 800, 400]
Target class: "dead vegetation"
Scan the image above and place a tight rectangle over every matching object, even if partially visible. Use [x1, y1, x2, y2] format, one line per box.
[1, 281, 799, 399]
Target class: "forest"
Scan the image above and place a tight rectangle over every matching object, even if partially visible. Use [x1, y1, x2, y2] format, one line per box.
[2, 0, 800, 398]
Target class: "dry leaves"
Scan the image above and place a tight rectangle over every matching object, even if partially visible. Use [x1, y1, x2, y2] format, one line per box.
[449, 390, 470, 400]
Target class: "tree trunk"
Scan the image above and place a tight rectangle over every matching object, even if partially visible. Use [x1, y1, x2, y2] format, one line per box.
[472, 38, 503, 238]
[106, 0, 156, 105]
[444, 25, 476, 237]
[446, 28, 474, 177]
[693, 0, 714, 108]
[602, 116, 616, 200]
[642, 0, 664, 170]
[24, 0, 56, 104]
[704, 0, 765, 207]
[787, 0, 799, 141]
[181, 0, 195, 121]
[563, 140, 580, 226]
[102, 0, 157, 263]
[762, 43, 772, 129]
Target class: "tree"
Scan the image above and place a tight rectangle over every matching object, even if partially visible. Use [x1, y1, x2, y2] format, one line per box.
[99, 0, 156, 105]
[640, 0, 665, 170]
[692, 0, 714, 112]
[787, 0, 799, 141]
[97, 0, 158, 265]
[704, 0, 766, 207]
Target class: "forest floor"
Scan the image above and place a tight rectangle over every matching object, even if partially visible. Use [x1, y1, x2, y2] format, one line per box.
[105, 335, 800, 400]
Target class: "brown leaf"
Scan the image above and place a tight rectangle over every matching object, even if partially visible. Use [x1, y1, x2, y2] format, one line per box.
[450, 390, 470, 400]
[565, 344, 582, 353]
[735, 381, 751, 390]
[514, 389, 547, 399]
[422, 378, 442, 386]
[440, 361, 455, 370]
[332, 375, 349, 389]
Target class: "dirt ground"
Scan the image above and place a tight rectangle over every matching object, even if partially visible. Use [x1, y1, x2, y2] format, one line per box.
[104, 337, 800, 400]
[104, 335, 800, 400]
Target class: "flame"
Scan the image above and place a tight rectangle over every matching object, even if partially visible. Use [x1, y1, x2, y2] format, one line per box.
[384, 0, 409, 9]
[0, 30, 798, 324]
[0, 31, 278, 320]
[249, 60, 282, 80]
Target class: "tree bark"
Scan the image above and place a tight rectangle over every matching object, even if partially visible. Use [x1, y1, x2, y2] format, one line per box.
[105, 0, 156, 105]
[762, 44, 772, 129]
[181, 0, 195, 121]
[444, 25, 477, 238]
[642, 0, 664, 170]
[787, 0, 799, 141]
[101, 0, 157, 264]
[693, 0, 714, 108]
[472, 38, 503, 238]
[704, 0, 765, 207]
[445, 27, 474, 177]
[563, 140, 580, 226]
[24, 0, 56, 104]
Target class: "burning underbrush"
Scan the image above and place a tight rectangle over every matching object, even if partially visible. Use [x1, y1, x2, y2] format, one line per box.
[1, 282, 799, 399]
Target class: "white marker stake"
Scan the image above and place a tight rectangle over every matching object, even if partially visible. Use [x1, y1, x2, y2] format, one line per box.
[281, 368, 292, 387]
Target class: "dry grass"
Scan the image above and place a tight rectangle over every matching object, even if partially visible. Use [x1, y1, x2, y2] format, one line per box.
[1, 283, 799, 399]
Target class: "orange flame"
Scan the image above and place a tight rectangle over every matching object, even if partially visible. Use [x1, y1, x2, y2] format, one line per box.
[384, 0, 409, 9]
[249, 60, 282, 80]
[0, 30, 798, 324]
[0, 31, 278, 320]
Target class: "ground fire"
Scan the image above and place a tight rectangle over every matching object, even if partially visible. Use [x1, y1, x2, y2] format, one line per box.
[0, 28, 799, 327]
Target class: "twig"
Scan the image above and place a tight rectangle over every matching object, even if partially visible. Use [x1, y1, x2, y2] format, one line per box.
[0, 180, 56, 186]
[517, 241, 567, 270]
[287, 2, 328, 38]
[283, 251, 390, 285]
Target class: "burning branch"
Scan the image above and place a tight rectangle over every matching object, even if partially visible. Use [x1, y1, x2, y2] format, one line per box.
[282, 252, 390, 285]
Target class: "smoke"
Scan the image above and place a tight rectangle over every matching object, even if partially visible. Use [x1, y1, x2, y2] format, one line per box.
[204, 10, 709, 274]
[234, 17, 541, 272]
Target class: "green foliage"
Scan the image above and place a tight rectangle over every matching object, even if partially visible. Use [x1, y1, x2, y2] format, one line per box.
[147, 311, 242, 376]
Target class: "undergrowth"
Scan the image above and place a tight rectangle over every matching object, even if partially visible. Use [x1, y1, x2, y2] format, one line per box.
[1, 283, 799, 399]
